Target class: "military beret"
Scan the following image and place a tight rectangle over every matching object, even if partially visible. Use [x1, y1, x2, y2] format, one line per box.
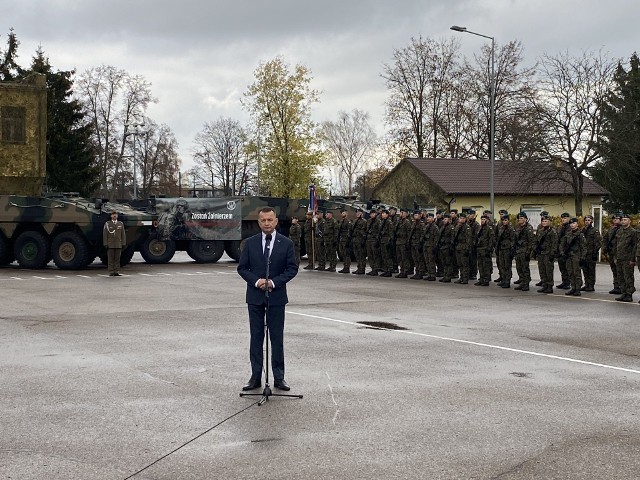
[481, 214, 490, 220]
[325, 210, 333, 215]
[584, 214, 593, 220]
[612, 212, 623, 219]
[516, 212, 528, 219]
[413, 210, 421, 216]
[499, 209, 508, 214]
[389, 206, 397, 211]
[459, 212, 467, 218]
[540, 211, 549, 216]
[450, 209, 458, 214]
[560, 212, 571, 218]
[467, 209, 476, 214]
[570, 217, 578, 223]
[501, 214, 510, 220]
[442, 213, 450, 218]
[369, 209, 377, 214]
[436, 210, 443, 215]
[483, 210, 492, 214]
[400, 208, 408, 213]
[381, 209, 389, 214]
[622, 213, 631, 219]
[426, 212, 434, 218]
[541, 215, 550, 220]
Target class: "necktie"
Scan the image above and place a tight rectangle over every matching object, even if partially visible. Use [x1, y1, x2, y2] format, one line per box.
[264, 234, 272, 264]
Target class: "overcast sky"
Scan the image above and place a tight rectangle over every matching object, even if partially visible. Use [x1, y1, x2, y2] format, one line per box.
[6, 0, 639, 171]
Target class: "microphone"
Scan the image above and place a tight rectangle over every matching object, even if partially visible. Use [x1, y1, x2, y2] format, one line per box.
[264, 233, 272, 295]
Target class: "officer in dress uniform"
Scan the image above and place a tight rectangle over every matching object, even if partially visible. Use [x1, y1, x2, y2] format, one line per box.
[103, 210, 127, 276]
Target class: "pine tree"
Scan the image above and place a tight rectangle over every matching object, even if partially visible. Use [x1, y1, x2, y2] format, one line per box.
[593, 53, 640, 212]
[30, 48, 99, 196]
[0, 28, 25, 80]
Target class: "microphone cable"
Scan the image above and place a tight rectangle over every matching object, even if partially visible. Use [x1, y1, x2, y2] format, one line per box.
[123, 400, 259, 479]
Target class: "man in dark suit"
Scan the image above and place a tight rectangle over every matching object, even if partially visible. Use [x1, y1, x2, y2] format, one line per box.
[237, 207, 298, 391]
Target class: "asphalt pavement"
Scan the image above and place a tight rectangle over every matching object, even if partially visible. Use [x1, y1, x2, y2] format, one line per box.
[1, 254, 639, 479]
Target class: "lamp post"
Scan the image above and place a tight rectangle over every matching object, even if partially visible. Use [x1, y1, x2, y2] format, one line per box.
[450, 25, 495, 216]
[125, 122, 145, 199]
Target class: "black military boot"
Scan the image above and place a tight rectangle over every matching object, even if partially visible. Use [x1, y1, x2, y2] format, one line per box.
[565, 288, 576, 295]
[583, 285, 595, 292]
[572, 290, 581, 296]
[520, 284, 529, 291]
[424, 276, 437, 281]
[352, 269, 365, 275]
[556, 282, 570, 289]
[535, 281, 543, 286]
[410, 273, 423, 279]
[494, 277, 502, 283]
[544, 286, 554, 294]
[609, 288, 622, 294]
[537, 287, 547, 293]
[380, 271, 392, 277]
[366, 270, 378, 276]
[395, 272, 408, 278]
[514, 284, 523, 290]
[501, 282, 511, 288]
[514, 279, 522, 284]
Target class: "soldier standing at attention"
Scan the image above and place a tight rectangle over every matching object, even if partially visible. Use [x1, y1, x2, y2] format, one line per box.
[394, 209, 411, 278]
[314, 211, 326, 271]
[493, 210, 508, 283]
[302, 211, 315, 270]
[580, 215, 601, 292]
[534, 215, 557, 294]
[337, 209, 353, 274]
[559, 217, 586, 296]
[288, 216, 302, 267]
[556, 212, 572, 289]
[103, 210, 126, 276]
[409, 211, 426, 279]
[453, 213, 472, 284]
[474, 214, 495, 286]
[602, 213, 621, 294]
[513, 212, 535, 291]
[495, 214, 516, 288]
[366, 209, 381, 276]
[467, 210, 480, 280]
[388, 206, 399, 273]
[323, 210, 339, 272]
[534, 211, 550, 287]
[438, 214, 455, 283]
[614, 214, 637, 302]
[378, 209, 394, 277]
[422, 213, 440, 281]
[351, 209, 368, 275]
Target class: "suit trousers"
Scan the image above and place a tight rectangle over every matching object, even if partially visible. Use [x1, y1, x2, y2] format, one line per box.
[107, 248, 121, 274]
[248, 303, 285, 381]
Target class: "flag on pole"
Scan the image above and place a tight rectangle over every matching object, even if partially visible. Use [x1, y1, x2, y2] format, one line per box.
[308, 184, 317, 213]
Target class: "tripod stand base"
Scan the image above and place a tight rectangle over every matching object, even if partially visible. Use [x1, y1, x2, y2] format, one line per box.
[240, 383, 303, 406]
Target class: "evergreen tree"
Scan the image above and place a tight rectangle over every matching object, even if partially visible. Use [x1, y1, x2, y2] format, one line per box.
[30, 48, 99, 196]
[593, 53, 640, 213]
[0, 28, 25, 80]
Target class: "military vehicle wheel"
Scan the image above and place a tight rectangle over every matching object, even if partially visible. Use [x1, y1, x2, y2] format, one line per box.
[140, 237, 175, 264]
[224, 240, 241, 262]
[14, 231, 51, 269]
[120, 245, 135, 266]
[51, 232, 90, 270]
[0, 234, 15, 265]
[187, 240, 224, 263]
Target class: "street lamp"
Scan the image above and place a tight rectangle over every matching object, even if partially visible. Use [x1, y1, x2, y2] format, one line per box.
[125, 122, 145, 199]
[451, 25, 496, 216]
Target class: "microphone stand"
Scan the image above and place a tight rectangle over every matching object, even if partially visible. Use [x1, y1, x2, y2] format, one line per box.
[240, 234, 303, 405]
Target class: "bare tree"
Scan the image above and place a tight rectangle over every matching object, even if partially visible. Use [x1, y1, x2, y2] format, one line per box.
[76, 65, 156, 198]
[191, 118, 253, 196]
[534, 50, 617, 215]
[321, 109, 377, 196]
[133, 120, 181, 197]
[382, 36, 461, 159]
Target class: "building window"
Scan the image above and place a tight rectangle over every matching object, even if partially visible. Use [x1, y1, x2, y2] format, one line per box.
[1, 106, 27, 144]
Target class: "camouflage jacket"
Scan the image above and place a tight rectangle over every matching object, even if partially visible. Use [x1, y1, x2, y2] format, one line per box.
[534, 227, 557, 257]
[581, 225, 602, 259]
[323, 217, 339, 244]
[379, 218, 394, 245]
[395, 217, 412, 245]
[452, 223, 472, 252]
[303, 218, 314, 241]
[337, 218, 353, 245]
[559, 228, 586, 259]
[438, 223, 455, 250]
[422, 222, 440, 248]
[351, 217, 367, 246]
[602, 226, 618, 256]
[409, 220, 424, 247]
[366, 217, 381, 243]
[475, 223, 495, 251]
[288, 223, 302, 246]
[615, 226, 638, 261]
[495, 224, 516, 252]
[556, 223, 571, 254]
[514, 224, 535, 255]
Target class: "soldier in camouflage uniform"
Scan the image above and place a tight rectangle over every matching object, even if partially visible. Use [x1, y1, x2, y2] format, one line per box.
[556, 212, 572, 289]
[366, 209, 381, 276]
[474, 214, 495, 286]
[438, 214, 455, 283]
[394, 209, 412, 278]
[452, 213, 472, 284]
[422, 213, 440, 281]
[314, 211, 326, 271]
[495, 214, 516, 288]
[302, 211, 315, 270]
[559, 217, 586, 296]
[580, 215, 602, 291]
[513, 212, 535, 291]
[351, 209, 368, 274]
[493, 210, 508, 283]
[288, 216, 302, 266]
[323, 210, 339, 272]
[378, 210, 394, 277]
[534, 215, 558, 294]
[388, 206, 399, 273]
[409, 211, 426, 279]
[614, 214, 637, 302]
[435, 210, 445, 276]
[337, 209, 353, 274]
[449, 209, 460, 278]
[467, 210, 480, 280]
[534, 211, 550, 286]
[602, 213, 621, 294]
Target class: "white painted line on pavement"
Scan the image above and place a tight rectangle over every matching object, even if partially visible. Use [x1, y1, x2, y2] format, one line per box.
[548, 293, 639, 306]
[288, 311, 640, 375]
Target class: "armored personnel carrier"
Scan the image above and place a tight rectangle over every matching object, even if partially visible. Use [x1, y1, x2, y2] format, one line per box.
[0, 75, 154, 269]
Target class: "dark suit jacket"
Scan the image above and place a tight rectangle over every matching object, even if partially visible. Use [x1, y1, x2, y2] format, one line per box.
[237, 231, 298, 306]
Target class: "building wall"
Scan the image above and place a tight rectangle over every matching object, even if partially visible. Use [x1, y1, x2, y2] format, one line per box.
[0, 74, 47, 196]
[372, 161, 445, 209]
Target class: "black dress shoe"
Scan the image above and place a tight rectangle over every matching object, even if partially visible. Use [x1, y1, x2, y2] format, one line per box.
[242, 378, 261, 391]
[274, 379, 290, 391]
